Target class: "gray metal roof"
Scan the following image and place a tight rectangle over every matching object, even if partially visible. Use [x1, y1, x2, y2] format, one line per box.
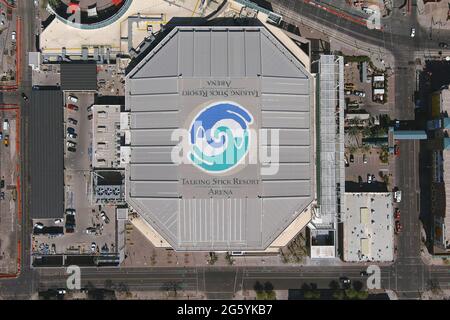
[60, 63, 97, 91]
[125, 26, 314, 251]
[30, 90, 64, 219]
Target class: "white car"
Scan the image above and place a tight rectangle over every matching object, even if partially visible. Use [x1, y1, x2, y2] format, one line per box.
[68, 95, 78, 103]
[394, 190, 402, 203]
[67, 132, 77, 139]
[100, 211, 110, 224]
[410, 28, 415, 38]
[445, 56, 450, 61]
[54, 218, 63, 224]
[66, 141, 76, 148]
[91, 242, 97, 252]
[34, 222, 44, 230]
[11, 31, 16, 42]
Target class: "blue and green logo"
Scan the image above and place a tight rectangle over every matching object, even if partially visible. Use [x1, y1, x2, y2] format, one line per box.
[188, 101, 253, 174]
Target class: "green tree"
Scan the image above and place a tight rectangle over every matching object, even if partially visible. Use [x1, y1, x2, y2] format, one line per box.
[356, 291, 369, 300]
[332, 290, 345, 300]
[344, 288, 358, 299]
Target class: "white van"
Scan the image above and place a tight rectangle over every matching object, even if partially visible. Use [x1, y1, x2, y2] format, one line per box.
[3, 119, 9, 131]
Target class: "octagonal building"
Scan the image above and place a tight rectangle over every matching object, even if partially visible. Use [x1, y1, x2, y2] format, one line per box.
[125, 25, 315, 251]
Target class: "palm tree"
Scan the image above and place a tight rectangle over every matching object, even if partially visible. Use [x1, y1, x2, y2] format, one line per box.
[347, 126, 360, 146]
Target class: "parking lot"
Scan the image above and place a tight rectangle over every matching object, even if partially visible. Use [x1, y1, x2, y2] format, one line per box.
[0, 108, 19, 275]
[345, 148, 390, 186]
[32, 92, 116, 256]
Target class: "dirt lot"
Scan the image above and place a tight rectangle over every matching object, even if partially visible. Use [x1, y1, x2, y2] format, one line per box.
[0, 107, 19, 275]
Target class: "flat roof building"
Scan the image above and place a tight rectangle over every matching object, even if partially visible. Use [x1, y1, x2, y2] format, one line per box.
[429, 88, 450, 254]
[343, 192, 394, 262]
[60, 63, 97, 91]
[30, 90, 65, 219]
[125, 25, 315, 251]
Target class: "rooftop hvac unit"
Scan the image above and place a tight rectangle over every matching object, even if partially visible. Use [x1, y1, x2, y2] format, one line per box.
[106, 187, 113, 196]
[113, 187, 121, 196]
[97, 187, 105, 196]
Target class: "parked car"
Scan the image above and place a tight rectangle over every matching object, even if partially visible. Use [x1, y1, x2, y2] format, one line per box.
[11, 31, 16, 42]
[91, 242, 97, 253]
[54, 218, 63, 224]
[350, 154, 354, 163]
[67, 132, 77, 139]
[88, 114, 93, 120]
[410, 27, 415, 38]
[439, 42, 448, 49]
[0, 132, 2, 140]
[394, 189, 402, 203]
[394, 144, 400, 156]
[34, 222, 44, 230]
[3, 135, 9, 147]
[363, 154, 367, 164]
[3, 119, 9, 131]
[66, 104, 79, 111]
[66, 141, 76, 148]
[395, 220, 403, 233]
[100, 211, 110, 224]
[340, 277, 351, 285]
[67, 147, 76, 152]
[0, 192, 5, 200]
[1, 179, 4, 188]
[354, 90, 366, 97]
[86, 227, 96, 235]
[65, 208, 76, 215]
[87, 105, 93, 112]
[68, 95, 78, 103]
[394, 208, 400, 220]
[344, 157, 349, 167]
[67, 127, 76, 134]
[367, 174, 373, 184]
[21, 92, 28, 101]
[68, 118, 78, 125]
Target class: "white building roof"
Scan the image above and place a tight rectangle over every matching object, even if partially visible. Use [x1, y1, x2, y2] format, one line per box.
[343, 192, 394, 262]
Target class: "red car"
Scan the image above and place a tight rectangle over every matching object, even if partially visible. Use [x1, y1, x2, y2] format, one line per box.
[395, 220, 403, 234]
[394, 208, 400, 220]
[67, 104, 79, 111]
[394, 144, 400, 156]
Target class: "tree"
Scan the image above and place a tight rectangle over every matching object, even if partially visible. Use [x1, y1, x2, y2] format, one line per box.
[344, 288, 358, 299]
[304, 290, 321, 299]
[207, 252, 218, 265]
[225, 252, 235, 265]
[347, 126, 360, 146]
[332, 290, 345, 300]
[356, 291, 369, 300]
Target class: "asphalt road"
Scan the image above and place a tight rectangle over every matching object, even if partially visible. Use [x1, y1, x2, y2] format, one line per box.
[1, 0, 449, 300]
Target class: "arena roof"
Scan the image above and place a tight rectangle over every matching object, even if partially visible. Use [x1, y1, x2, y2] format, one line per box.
[125, 26, 314, 251]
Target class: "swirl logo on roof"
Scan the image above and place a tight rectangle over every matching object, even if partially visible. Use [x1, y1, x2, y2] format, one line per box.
[188, 101, 254, 174]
